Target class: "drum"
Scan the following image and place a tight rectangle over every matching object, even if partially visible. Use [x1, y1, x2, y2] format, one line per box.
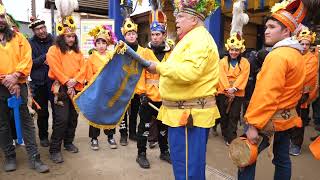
[309, 136, 320, 160]
[229, 137, 258, 167]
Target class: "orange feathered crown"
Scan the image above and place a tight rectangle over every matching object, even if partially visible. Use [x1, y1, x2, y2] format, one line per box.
[270, 0, 307, 32]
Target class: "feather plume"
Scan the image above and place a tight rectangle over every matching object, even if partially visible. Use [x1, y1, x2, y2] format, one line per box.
[230, 0, 249, 36]
[55, 0, 79, 19]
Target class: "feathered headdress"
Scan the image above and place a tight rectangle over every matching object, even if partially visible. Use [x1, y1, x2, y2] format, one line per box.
[120, 1, 139, 36]
[297, 28, 317, 44]
[88, 25, 117, 45]
[55, 0, 79, 35]
[0, 3, 5, 15]
[225, 0, 248, 53]
[270, 0, 307, 33]
[173, 0, 220, 21]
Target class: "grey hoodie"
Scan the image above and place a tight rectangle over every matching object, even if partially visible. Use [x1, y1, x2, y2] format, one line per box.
[272, 37, 304, 53]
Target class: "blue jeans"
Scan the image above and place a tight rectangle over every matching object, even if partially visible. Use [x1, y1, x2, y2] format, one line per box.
[238, 131, 291, 180]
[312, 97, 320, 126]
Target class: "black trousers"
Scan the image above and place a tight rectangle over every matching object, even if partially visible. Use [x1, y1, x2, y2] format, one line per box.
[89, 125, 115, 139]
[119, 94, 140, 137]
[290, 105, 310, 147]
[216, 94, 243, 143]
[137, 101, 168, 154]
[0, 84, 38, 158]
[31, 82, 55, 140]
[49, 86, 78, 153]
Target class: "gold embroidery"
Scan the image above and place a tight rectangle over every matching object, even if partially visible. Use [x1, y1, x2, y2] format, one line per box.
[108, 60, 138, 107]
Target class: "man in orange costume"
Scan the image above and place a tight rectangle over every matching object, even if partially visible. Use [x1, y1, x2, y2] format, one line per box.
[238, 0, 307, 179]
[46, 16, 86, 163]
[135, 16, 171, 169]
[290, 28, 319, 156]
[0, 4, 49, 173]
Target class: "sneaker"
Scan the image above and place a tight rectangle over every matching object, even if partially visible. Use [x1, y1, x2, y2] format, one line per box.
[224, 140, 230, 146]
[136, 152, 150, 169]
[149, 141, 158, 149]
[64, 144, 79, 153]
[29, 154, 49, 173]
[120, 135, 128, 146]
[90, 139, 99, 151]
[40, 139, 50, 147]
[160, 151, 171, 164]
[108, 138, 118, 149]
[49, 152, 64, 164]
[4, 155, 16, 172]
[289, 144, 301, 156]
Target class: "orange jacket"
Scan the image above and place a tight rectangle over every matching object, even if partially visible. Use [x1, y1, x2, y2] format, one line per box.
[47, 46, 86, 90]
[133, 46, 146, 95]
[0, 32, 32, 83]
[86, 51, 112, 82]
[136, 47, 171, 102]
[301, 51, 319, 108]
[218, 56, 250, 97]
[245, 46, 305, 131]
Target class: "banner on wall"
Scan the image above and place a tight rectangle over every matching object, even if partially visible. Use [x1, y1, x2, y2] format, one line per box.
[80, 19, 115, 57]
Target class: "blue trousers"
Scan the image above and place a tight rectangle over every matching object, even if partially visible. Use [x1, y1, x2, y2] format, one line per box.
[168, 126, 209, 180]
[238, 131, 291, 180]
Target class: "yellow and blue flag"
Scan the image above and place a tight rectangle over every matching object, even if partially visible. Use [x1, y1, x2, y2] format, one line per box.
[74, 42, 150, 129]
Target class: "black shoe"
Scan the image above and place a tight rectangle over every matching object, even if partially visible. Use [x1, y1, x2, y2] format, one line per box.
[40, 139, 50, 147]
[160, 151, 171, 164]
[90, 139, 99, 151]
[64, 144, 79, 153]
[107, 138, 118, 149]
[4, 155, 16, 172]
[29, 154, 49, 173]
[129, 134, 137, 141]
[136, 152, 150, 169]
[50, 152, 64, 164]
[120, 135, 128, 146]
[149, 141, 158, 149]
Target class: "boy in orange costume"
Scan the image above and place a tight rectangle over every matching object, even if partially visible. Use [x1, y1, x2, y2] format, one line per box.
[239, 0, 307, 179]
[47, 16, 86, 163]
[290, 28, 318, 156]
[86, 24, 118, 150]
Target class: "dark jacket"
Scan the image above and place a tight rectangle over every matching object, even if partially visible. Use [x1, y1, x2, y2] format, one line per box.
[29, 34, 54, 86]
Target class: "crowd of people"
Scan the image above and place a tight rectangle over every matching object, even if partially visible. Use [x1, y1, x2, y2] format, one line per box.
[0, 0, 319, 179]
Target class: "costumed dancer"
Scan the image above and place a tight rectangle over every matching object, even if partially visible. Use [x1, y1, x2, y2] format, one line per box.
[216, 32, 250, 145]
[135, 9, 171, 169]
[86, 24, 118, 150]
[0, 3, 49, 173]
[47, 0, 86, 163]
[28, 16, 55, 147]
[238, 0, 307, 179]
[290, 28, 319, 156]
[146, 0, 220, 179]
[118, 17, 145, 145]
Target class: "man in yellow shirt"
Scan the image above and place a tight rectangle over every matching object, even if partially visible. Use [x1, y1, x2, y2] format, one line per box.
[0, 4, 49, 173]
[146, 1, 220, 179]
